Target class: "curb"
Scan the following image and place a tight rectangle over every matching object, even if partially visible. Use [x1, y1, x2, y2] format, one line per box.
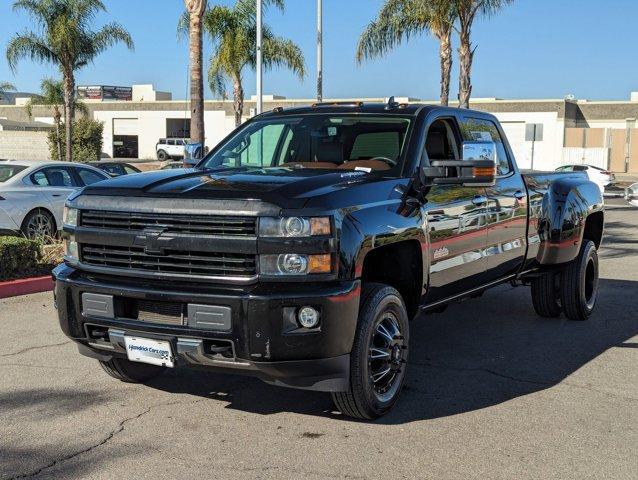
[0, 276, 54, 300]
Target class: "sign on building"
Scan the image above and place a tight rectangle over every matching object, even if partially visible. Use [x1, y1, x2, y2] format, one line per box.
[77, 85, 132, 101]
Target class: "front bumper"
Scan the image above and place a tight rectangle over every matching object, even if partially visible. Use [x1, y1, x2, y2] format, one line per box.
[53, 264, 360, 392]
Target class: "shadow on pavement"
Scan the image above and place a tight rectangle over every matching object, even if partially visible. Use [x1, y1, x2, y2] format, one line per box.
[145, 277, 638, 424]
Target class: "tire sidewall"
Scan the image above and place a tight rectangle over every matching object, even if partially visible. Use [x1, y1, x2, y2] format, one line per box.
[577, 241, 598, 315]
[353, 287, 409, 416]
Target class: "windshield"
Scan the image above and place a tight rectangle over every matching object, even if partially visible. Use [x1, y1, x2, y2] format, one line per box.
[0, 165, 27, 183]
[200, 114, 412, 173]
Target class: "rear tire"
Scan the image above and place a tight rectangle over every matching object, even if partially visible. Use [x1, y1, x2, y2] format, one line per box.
[157, 150, 168, 161]
[560, 240, 599, 321]
[99, 358, 165, 383]
[531, 271, 561, 318]
[331, 283, 409, 420]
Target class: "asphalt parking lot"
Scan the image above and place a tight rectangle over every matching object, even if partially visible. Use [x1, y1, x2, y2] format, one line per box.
[1, 198, 636, 480]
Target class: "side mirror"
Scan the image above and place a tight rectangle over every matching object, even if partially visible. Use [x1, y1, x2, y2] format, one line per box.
[420, 141, 497, 187]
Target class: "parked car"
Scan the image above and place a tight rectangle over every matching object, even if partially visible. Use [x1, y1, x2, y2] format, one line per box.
[625, 182, 638, 206]
[555, 164, 614, 192]
[89, 162, 141, 177]
[0, 160, 109, 238]
[160, 161, 185, 170]
[54, 103, 604, 420]
[156, 138, 188, 161]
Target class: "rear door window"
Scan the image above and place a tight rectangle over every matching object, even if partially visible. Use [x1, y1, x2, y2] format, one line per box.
[31, 167, 76, 187]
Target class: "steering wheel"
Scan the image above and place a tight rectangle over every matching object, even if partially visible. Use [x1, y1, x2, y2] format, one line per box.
[370, 156, 397, 167]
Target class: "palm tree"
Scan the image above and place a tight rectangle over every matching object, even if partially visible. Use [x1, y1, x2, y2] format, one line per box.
[455, 0, 513, 108]
[7, 0, 133, 162]
[357, 0, 456, 106]
[180, 0, 305, 127]
[0, 81, 16, 101]
[183, 0, 207, 145]
[24, 78, 88, 161]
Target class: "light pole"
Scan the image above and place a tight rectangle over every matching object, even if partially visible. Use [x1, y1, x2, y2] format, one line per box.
[256, 0, 263, 115]
[317, 0, 323, 102]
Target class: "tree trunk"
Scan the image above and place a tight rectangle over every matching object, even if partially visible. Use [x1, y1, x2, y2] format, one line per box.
[62, 70, 75, 161]
[53, 106, 62, 161]
[438, 30, 452, 107]
[185, 0, 206, 145]
[233, 76, 244, 128]
[458, 25, 474, 109]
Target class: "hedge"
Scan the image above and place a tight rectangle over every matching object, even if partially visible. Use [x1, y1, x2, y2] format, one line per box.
[0, 236, 41, 281]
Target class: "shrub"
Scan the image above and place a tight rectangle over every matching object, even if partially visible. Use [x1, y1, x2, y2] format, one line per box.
[48, 117, 104, 162]
[0, 236, 41, 281]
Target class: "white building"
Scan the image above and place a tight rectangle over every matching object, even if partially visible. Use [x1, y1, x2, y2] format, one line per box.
[2, 84, 638, 173]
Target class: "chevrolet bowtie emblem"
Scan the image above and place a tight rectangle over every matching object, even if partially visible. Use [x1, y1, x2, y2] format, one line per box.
[133, 227, 173, 255]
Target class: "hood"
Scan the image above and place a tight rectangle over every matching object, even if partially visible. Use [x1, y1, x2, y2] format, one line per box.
[81, 167, 380, 209]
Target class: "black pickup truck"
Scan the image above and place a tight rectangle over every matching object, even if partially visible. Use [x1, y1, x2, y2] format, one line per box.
[53, 102, 604, 419]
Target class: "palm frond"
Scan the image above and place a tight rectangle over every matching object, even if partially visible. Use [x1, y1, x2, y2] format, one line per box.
[262, 37, 306, 79]
[12, 0, 50, 27]
[6, 33, 57, 71]
[207, 53, 229, 99]
[177, 11, 190, 40]
[356, 0, 456, 63]
[0, 82, 16, 92]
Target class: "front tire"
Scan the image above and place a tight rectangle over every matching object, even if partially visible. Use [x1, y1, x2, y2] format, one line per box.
[560, 240, 599, 321]
[332, 283, 409, 420]
[157, 150, 169, 161]
[99, 358, 165, 383]
[531, 271, 561, 318]
[21, 208, 55, 240]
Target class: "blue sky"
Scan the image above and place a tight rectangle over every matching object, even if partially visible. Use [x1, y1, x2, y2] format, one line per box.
[0, 0, 636, 101]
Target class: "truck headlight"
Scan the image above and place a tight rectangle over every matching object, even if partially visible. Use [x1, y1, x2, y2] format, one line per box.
[259, 217, 331, 237]
[63, 207, 79, 227]
[260, 253, 332, 275]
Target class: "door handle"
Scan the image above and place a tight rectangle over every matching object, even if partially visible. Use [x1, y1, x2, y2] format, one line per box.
[52, 194, 62, 197]
[513, 190, 525, 200]
[472, 195, 488, 206]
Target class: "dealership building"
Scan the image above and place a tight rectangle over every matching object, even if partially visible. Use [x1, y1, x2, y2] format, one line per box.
[1, 83, 638, 173]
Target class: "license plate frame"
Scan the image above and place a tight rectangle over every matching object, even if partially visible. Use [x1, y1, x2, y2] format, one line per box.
[123, 336, 174, 368]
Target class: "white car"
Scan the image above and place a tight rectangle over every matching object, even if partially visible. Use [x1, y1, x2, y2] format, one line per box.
[626, 183, 638, 207]
[555, 164, 615, 192]
[0, 160, 110, 238]
[156, 138, 188, 161]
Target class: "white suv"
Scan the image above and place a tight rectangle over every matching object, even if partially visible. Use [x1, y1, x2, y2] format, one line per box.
[156, 138, 188, 161]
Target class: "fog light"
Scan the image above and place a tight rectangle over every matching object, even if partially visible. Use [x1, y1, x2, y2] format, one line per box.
[297, 306, 320, 329]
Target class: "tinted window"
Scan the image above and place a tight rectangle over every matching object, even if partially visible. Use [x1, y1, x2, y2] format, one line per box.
[424, 119, 459, 161]
[350, 131, 400, 160]
[167, 140, 176, 146]
[76, 168, 106, 186]
[124, 165, 140, 174]
[459, 118, 511, 175]
[100, 165, 124, 176]
[0, 165, 27, 182]
[573, 165, 588, 171]
[31, 167, 75, 187]
[201, 115, 411, 173]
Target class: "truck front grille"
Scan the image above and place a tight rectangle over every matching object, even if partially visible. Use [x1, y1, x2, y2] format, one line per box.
[81, 210, 256, 236]
[80, 244, 257, 278]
